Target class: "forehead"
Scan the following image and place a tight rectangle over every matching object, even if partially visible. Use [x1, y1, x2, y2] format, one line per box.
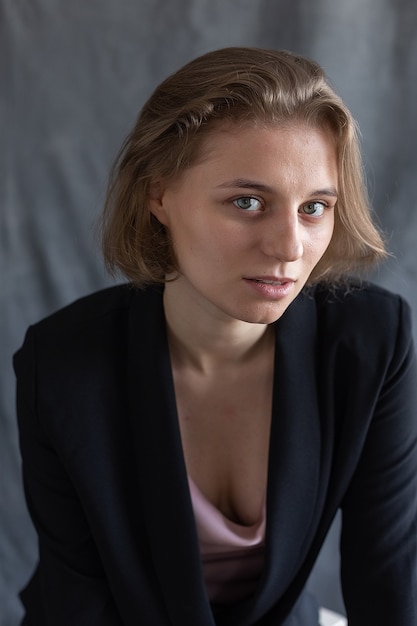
[168, 121, 339, 198]
[197, 119, 337, 161]
[194, 121, 338, 171]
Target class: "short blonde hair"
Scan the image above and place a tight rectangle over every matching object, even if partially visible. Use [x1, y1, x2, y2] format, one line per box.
[101, 47, 386, 286]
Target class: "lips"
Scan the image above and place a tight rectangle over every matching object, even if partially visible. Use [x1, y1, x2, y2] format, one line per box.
[243, 276, 296, 300]
[246, 276, 295, 285]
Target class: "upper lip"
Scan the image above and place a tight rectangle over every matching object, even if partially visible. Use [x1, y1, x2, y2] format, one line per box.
[244, 276, 296, 284]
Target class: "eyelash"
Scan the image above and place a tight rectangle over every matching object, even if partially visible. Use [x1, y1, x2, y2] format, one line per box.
[232, 196, 329, 216]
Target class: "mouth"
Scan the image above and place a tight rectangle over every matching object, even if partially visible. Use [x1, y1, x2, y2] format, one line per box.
[253, 279, 286, 285]
[243, 276, 296, 300]
[246, 277, 295, 285]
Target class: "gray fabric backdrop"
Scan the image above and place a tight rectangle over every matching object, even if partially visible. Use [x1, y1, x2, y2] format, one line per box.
[2, 1, 417, 624]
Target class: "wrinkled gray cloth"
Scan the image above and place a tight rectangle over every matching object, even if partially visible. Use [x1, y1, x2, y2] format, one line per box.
[2, 1, 417, 624]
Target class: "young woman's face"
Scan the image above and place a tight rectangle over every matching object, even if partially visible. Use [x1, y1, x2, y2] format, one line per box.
[151, 123, 338, 325]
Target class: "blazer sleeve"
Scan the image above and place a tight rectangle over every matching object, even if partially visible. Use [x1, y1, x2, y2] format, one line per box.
[14, 327, 124, 626]
[340, 295, 417, 625]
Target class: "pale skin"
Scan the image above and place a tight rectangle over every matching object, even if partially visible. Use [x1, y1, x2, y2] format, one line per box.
[150, 122, 338, 526]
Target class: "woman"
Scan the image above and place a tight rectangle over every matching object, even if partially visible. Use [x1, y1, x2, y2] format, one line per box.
[14, 47, 417, 625]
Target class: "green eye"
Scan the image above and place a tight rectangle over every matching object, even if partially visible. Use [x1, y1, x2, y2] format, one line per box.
[301, 201, 325, 216]
[234, 197, 261, 211]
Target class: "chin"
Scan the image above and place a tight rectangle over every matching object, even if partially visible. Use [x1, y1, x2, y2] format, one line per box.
[236, 303, 291, 325]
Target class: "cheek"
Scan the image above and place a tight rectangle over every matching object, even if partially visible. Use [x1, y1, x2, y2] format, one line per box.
[305, 227, 334, 262]
[319, 218, 335, 251]
[325, 221, 336, 251]
[169, 217, 215, 264]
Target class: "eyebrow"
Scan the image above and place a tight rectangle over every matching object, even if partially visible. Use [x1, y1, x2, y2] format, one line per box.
[216, 178, 338, 198]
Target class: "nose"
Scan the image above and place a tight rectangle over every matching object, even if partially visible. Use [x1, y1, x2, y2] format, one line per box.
[262, 211, 303, 262]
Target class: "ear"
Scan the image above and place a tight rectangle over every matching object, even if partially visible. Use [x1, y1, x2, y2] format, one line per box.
[148, 182, 169, 227]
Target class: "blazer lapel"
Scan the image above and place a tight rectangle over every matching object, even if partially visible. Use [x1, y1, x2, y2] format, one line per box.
[127, 287, 215, 626]
[217, 291, 323, 626]
[264, 291, 322, 590]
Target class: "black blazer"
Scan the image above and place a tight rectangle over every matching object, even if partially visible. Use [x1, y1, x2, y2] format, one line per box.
[14, 282, 417, 626]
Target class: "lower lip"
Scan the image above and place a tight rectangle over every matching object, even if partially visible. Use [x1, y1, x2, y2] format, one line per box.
[243, 279, 295, 299]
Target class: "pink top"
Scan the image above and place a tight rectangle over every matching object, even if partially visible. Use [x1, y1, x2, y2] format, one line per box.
[188, 476, 266, 606]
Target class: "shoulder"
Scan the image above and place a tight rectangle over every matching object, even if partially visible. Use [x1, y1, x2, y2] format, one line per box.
[28, 283, 162, 336]
[309, 280, 414, 365]
[311, 280, 411, 329]
[14, 283, 164, 366]
[313, 279, 405, 308]
[30, 283, 136, 334]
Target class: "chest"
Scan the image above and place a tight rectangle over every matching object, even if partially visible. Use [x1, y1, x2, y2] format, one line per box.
[172, 357, 274, 526]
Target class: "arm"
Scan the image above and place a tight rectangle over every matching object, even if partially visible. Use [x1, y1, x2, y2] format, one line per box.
[341, 296, 417, 625]
[15, 328, 124, 626]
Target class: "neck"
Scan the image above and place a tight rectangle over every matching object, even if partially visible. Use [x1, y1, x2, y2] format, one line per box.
[163, 280, 272, 373]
